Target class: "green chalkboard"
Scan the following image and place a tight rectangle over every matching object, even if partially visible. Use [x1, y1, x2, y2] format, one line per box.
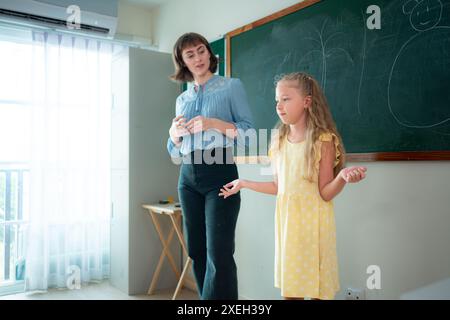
[230, 0, 450, 156]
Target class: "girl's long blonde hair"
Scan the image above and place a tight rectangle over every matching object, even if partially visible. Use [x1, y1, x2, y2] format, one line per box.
[269, 72, 346, 181]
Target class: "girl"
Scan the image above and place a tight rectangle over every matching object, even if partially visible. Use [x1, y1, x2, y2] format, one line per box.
[219, 72, 367, 300]
[167, 32, 254, 300]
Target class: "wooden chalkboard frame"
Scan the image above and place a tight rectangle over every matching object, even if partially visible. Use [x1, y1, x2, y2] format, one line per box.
[226, 0, 450, 162]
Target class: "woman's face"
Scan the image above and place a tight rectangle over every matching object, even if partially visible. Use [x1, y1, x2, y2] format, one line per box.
[181, 42, 211, 80]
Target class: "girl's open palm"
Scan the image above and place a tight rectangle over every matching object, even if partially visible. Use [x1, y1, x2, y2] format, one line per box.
[219, 179, 243, 199]
[340, 166, 367, 183]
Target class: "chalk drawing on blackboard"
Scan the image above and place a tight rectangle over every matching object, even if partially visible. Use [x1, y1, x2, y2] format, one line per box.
[357, 10, 368, 116]
[290, 18, 355, 95]
[257, 18, 355, 99]
[388, 0, 450, 128]
[312, 19, 353, 93]
[259, 52, 294, 95]
[403, 0, 443, 31]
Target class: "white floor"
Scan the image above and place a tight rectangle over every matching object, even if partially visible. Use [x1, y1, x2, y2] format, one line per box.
[0, 281, 198, 300]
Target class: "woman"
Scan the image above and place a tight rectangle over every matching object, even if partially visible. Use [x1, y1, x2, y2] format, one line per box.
[167, 32, 254, 300]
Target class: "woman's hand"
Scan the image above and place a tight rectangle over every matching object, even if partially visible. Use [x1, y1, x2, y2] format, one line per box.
[169, 115, 190, 144]
[185, 116, 214, 134]
[219, 179, 244, 199]
[339, 166, 367, 183]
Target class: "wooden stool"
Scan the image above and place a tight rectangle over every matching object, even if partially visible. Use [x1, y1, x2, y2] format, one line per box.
[143, 203, 197, 300]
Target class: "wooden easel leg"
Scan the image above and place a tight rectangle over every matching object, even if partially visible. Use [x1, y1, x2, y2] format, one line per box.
[172, 258, 193, 300]
[147, 225, 175, 295]
[169, 214, 199, 299]
[147, 211, 181, 295]
[169, 214, 189, 257]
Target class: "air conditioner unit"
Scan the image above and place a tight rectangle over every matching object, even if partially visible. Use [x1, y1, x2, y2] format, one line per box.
[0, 0, 118, 38]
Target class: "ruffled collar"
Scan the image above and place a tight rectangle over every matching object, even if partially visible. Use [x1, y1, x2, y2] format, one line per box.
[187, 75, 221, 97]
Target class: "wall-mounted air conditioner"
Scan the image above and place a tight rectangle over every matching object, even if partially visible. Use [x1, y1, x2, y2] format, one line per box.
[0, 0, 118, 38]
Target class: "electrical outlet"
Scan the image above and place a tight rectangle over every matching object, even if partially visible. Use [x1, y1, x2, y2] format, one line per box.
[345, 288, 366, 300]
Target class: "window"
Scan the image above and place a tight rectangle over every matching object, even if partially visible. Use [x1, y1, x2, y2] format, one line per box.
[0, 27, 112, 294]
[0, 36, 32, 295]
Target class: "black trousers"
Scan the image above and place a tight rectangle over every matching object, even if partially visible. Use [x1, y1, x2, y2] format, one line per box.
[178, 148, 241, 300]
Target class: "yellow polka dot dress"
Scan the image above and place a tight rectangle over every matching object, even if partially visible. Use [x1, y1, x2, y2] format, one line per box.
[271, 132, 341, 299]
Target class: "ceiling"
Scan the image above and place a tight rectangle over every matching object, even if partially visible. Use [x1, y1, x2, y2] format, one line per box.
[122, 0, 172, 9]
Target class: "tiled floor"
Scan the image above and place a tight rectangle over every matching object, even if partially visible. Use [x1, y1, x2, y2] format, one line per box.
[0, 281, 198, 300]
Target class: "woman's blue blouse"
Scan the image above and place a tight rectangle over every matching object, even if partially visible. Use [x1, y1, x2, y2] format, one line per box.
[167, 75, 255, 157]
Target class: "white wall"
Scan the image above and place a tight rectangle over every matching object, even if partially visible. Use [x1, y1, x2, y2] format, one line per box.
[117, 0, 153, 44]
[152, 0, 302, 53]
[335, 161, 450, 300]
[152, 0, 450, 300]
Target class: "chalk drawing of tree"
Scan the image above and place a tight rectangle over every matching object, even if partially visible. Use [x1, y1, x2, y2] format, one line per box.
[300, 18, 355, 94]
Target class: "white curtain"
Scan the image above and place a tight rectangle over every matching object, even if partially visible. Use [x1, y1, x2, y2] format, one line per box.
[24, 31, 113, 291]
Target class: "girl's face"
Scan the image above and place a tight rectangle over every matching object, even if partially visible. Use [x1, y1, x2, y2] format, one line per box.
[181, 43, 211, 80]
[275, 81, 311, 125]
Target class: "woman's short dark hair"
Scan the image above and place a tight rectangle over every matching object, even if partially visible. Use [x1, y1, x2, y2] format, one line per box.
[170, 32, 218, 83]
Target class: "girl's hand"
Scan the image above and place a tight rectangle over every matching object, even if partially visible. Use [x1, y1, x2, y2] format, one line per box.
[185, 116, 213, 134]
[339, 166, 367, 183]
[219, 179, 244, 199]
[169, 115, 190, 143]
